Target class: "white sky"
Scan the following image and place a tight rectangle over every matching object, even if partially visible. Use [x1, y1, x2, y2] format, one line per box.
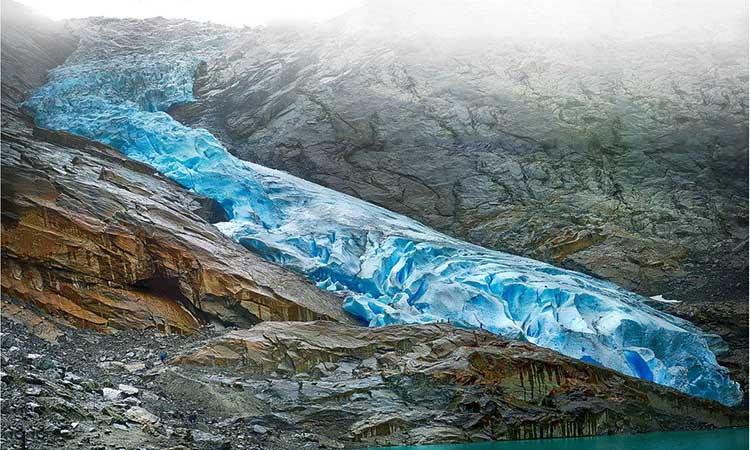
[17, 0, 363, 27]
[14, 0, 748, 42]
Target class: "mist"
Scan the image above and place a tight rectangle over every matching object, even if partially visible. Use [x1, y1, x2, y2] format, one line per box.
[16, 0, 749, 45]
[354, 0, 749, 42]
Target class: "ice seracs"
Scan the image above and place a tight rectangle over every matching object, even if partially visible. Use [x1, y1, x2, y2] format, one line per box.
[24, 19, 743, 406]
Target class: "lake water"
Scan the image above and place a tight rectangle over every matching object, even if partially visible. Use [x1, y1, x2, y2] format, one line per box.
[364, 428, 749, 450]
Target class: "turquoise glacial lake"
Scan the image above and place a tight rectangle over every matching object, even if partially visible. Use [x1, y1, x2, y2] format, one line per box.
[364, 428, 749, 450]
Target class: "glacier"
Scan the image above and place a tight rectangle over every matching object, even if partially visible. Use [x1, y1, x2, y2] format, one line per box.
[24, 20, 742, 406]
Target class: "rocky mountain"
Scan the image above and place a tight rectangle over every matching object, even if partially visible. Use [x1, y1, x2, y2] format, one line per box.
[18, 4, 742, 405]
[172, 1, 749, 303]
[0, 1, 747, 449]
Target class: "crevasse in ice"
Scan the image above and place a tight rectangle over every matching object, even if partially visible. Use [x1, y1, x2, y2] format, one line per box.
[24, 22, 742, 406]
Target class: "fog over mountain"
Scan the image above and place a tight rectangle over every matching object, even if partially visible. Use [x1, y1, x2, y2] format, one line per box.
[330, 0, 747, 42]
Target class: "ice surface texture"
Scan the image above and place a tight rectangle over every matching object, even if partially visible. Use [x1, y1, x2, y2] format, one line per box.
[24, 21, 742, 406]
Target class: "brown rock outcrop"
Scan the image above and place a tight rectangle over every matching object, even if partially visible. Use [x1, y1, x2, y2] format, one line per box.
[1, 109, 350, 334]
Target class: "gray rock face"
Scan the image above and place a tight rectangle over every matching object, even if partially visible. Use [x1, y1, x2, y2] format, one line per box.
[171, 4, 748, 302]
[173, 321, 747, 447]
[3, 311, 745, 449]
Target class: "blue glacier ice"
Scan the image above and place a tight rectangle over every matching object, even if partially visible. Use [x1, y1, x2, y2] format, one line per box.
[24, 21, 742, 406]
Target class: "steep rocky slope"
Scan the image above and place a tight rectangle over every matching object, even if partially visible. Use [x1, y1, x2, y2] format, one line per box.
[172, 1, 748, 302]
[1, 316, 745, 450]
[0, 314, 325, 450]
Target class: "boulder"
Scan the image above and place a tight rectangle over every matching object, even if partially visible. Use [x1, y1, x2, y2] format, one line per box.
[101, 388, 122, 401]
[117, 384, 139, 397]
[124, 406, 159, 426]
